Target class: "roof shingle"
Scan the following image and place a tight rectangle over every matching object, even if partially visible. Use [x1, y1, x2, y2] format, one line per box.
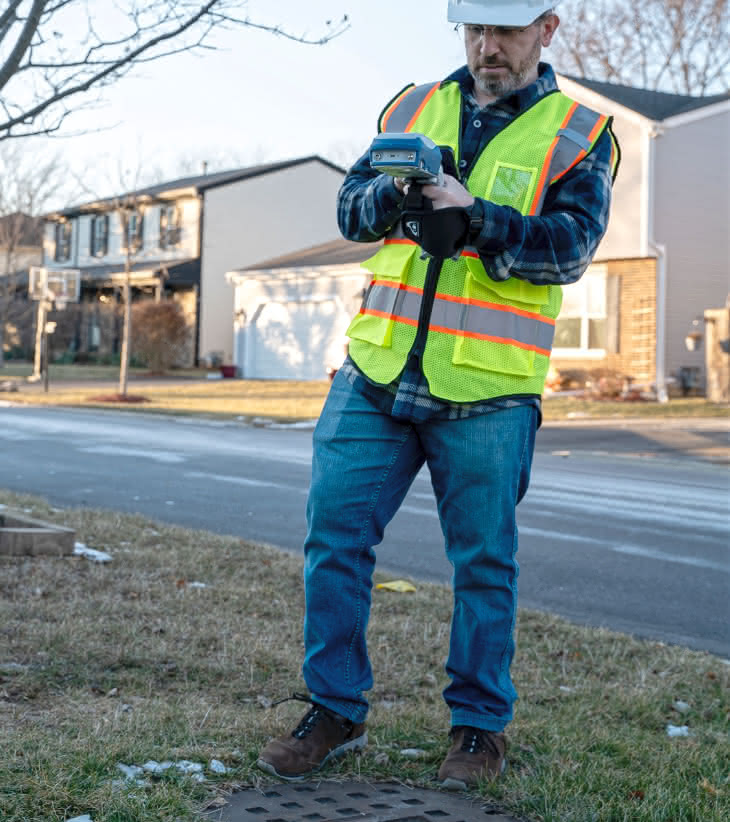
[560, 74, 730, 121]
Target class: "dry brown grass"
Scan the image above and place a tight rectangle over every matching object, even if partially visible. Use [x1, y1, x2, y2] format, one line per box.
[1, 490, 728, 822]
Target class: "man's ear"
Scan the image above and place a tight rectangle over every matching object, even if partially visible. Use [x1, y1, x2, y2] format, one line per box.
[541, 13, 560, 47]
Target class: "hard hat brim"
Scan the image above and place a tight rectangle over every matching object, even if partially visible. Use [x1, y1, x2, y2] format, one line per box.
[448, 1, 559, 28]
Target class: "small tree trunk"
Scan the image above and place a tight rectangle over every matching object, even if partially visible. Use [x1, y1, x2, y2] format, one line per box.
[32, 298, 46, 380]
[118, 252, 132, 396]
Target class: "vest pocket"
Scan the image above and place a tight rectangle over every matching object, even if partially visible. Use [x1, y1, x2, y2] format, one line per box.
[451, 262, 551, 377]
[347, 242, 418, 348]
[485, 162, 538, 212]
[462, 256, 550, 309]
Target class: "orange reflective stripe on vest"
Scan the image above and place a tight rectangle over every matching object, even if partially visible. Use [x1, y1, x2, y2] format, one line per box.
[360, 280, 556, 357]
[527, 103, 609, 215]
[380, 82, 442, 133]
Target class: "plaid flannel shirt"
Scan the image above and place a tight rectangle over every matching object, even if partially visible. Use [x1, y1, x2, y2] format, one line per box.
[337, 63, 614, 423]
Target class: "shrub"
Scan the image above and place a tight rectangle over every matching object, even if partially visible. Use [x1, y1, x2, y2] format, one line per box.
[131, 300, 190, 372]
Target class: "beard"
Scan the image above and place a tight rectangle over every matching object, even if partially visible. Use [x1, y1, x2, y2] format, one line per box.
[470, 34, 542, 98]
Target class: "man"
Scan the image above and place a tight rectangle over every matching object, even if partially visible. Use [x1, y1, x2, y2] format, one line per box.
[258, 0, 618, 790]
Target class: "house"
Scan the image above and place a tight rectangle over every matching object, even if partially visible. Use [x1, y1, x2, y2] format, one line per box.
[230, 78, 729, 393]
[0, 212, 43, 283]
[227, 239, 377, 379]
[41, 157, 345, 366]
[0, 213, 43, 361]
[554, 75, 730, 396]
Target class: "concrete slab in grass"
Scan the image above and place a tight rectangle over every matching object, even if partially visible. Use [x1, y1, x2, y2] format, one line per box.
[0, 510, 75, 556]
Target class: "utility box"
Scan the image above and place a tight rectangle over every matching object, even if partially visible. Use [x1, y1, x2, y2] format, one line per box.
[0, 511, 75, 557]
[704, 301, 730, 404]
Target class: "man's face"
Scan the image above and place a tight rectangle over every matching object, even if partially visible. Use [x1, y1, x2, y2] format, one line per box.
[464, 14, 559, 98]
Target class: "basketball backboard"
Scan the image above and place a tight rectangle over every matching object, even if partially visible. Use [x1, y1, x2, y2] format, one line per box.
[29, 267, 81, 305]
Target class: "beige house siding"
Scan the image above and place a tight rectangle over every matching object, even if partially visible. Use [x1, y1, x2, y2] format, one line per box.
[200, 161, 344, 363]
[43, 199, 201, 270]
[654, 110, 730, 379]
[558, 76, 647, 260]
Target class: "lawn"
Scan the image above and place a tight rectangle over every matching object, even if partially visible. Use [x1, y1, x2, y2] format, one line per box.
[1, 490, 727, 822]
[2, 363, 728, 421]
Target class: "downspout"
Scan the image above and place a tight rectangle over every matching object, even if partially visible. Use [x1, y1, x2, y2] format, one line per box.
[645, 123, 668, 403]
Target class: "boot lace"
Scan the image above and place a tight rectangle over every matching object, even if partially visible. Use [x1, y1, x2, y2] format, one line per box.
[272, 692, 350, 740]
[454, 726, 500, 757]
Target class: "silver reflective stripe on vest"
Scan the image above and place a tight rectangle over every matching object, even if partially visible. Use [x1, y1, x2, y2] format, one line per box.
[430, 296, 555, 354]
[531, 104, 604, 215]
[362, 282, 555, 354]
[382, 83, 439, 133]
[363, 282, 421, 323]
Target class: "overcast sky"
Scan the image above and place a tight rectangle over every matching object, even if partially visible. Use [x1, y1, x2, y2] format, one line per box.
[33, 0, 565, 205]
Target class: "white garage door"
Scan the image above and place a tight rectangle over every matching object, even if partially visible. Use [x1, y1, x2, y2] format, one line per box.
[246, 299, 349, 380]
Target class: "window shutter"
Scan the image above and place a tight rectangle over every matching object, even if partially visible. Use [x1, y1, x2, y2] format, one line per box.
[606, 274, 620, 354]
[102, 215, 109, 255]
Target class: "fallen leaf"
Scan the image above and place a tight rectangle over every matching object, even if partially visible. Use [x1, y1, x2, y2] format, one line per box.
[700, 778, 719, 796]
[206, 797, 227, 810]
[628, 790, 645, 800]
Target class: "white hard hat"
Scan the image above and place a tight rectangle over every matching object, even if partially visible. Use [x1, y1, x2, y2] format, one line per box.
[448, 0, 560, 27]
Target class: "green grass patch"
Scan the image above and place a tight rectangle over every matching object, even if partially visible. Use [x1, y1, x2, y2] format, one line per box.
[1, 491, 727, 821]
[2, 362, 728, 421]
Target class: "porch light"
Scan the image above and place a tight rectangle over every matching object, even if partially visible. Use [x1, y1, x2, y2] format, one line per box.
[684, 317, 703, 352]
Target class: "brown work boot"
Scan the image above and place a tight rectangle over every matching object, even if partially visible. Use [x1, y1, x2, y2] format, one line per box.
[257, 696, 367, 781]
[438, 726, 507, 790]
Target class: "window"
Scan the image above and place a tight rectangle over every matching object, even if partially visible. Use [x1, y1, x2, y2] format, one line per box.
[54, 222, 72, 262]
[554, 267, 607, 353]
[126, 211, 144, 253]
[89, 215, 109, 257]
[159, 204, 181, 248]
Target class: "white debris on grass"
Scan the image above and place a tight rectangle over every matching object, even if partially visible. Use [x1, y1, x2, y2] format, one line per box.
[74, 542, 112, 563]
[187, 581, 207, 589]
[143, 760, 175, 774]
[399, 748, 427, 759]
[175, 760, 203, 774]
[65, 815, 94, 822]
[116, 763, 144, 781]
[116, 758, 225, 785]
[666, 724, 690, 737]
[559, 686, 574, 693]
[673, 700, 691, 713]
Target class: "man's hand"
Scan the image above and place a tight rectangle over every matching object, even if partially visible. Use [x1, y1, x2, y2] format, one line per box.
[422, 175, 475, 210]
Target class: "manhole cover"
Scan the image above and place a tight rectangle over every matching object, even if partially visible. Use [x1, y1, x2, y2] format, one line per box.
[203, 780, 520, 822]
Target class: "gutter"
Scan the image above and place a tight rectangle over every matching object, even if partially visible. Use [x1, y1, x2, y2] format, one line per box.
[645, 123, 669, 403]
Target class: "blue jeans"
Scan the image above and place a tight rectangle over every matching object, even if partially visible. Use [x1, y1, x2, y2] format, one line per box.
[302, 370, 537, 732]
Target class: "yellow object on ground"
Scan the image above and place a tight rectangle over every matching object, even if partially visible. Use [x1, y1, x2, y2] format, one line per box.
[376, 580, 417, 593]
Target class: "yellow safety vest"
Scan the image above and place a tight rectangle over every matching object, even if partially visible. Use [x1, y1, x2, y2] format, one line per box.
[346, 80, 619, 403]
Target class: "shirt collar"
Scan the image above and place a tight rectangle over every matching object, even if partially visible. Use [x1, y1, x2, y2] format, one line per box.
[442, 62, 558, 112]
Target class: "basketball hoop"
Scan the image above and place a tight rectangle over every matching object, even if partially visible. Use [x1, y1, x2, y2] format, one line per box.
[28, 266, 81, 304]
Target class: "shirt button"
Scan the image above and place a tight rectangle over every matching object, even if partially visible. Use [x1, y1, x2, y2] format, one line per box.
[473, 119, 482, 127]
[459, 160, 467, 168]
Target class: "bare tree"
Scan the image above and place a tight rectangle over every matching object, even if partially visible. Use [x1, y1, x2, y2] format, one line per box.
[0, 1, 349, 141]
[554, 0, 730, 95]
[0, 144, 64, 367]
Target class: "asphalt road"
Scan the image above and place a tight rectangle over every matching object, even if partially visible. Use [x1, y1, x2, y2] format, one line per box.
[1, 404, 728, 657]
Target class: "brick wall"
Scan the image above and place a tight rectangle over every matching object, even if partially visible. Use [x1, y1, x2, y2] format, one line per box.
[552, 257, 657, 385]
